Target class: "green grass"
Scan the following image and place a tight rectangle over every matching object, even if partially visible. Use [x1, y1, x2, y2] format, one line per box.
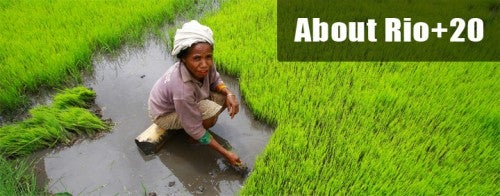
[201, 0, 499, 194]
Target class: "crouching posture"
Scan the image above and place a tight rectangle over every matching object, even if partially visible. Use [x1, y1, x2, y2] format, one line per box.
[148, 20, 241, 166]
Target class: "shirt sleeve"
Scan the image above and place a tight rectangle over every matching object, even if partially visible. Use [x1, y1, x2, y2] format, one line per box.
[209, 64, 224, 91]
[173, 95, 206, 140]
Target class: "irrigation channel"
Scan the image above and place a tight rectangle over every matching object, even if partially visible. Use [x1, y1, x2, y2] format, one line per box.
[30, 36, 273, 195]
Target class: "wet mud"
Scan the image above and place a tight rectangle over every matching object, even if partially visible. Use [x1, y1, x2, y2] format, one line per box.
[32, 37, 273, 195]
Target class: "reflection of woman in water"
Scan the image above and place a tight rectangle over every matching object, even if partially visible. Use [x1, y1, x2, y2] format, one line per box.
[148, 20, 242, 166]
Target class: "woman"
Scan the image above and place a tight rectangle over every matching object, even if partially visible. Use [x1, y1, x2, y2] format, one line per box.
[148, 20, 242, 166]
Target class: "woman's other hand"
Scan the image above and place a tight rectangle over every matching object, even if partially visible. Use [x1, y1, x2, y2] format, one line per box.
[226, 94, 239, 119]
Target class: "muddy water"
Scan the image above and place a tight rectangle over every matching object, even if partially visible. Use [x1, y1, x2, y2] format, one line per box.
[32, 37, 273, 195]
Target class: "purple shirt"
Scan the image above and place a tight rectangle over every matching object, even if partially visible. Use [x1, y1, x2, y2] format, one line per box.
[148, 62, 224, 140]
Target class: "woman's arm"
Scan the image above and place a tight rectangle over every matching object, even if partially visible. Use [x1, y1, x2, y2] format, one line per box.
[215, 83, 240, 119]
[208, 136, 242, 166]
[210, 65, 240, 118]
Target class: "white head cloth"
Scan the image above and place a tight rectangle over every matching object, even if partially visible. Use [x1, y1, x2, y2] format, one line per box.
[171, 20, 214, 56]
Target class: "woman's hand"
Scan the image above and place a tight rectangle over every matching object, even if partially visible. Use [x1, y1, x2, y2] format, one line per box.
[218, 84, 239, 119]
[208, 135, 242, 166]
[225, 151, 242, 166]
[226, 94, 239, 119]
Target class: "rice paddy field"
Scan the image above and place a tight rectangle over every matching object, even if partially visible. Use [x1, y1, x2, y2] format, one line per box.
[0, 0, 205, 194]
[0, 0, 201, 115]
[203, 0, 499, 194]
[1, 0, 499, 195]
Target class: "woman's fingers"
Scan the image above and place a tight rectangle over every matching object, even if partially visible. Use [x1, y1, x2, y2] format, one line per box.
[234, 158, 242, 166]
[226, 152, 242, 166]
[229, 106, 236, 118]
[232, 107, 238, 118]
[231, 104, 239, 118]
[226, 96, 239, 119]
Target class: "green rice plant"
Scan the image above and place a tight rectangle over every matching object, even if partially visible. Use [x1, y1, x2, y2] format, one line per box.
[0, 156, 43, 195]
[0, 0, 200, 115]
[202, 0, 499, 194]
[52, 86, 97, 109]
[1, 0, 497, 194]
[0, 0, 227, 194]
[0, 86, 109, 158]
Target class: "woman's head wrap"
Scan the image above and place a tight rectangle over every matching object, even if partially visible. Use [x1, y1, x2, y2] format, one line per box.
[171, 20, 214, 56]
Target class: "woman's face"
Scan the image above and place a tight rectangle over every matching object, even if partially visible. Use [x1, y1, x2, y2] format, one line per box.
[182, 42, 213, 81]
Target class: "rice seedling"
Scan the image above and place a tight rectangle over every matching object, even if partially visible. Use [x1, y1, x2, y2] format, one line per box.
[0, 86, 108, 194]
[0, 0, 201, 115]
[0, 86, 110, 158]
[0, 1, 223, 194]
[201, 0, 499, 194]
[1, 0, 497, 194]
[52, 86, 97, 109]
[0, 156, 43, 195]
